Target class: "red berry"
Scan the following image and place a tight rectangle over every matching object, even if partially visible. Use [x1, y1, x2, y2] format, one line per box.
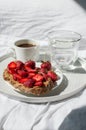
[34, 81, 43, 87]
[28, 73, 36, 78]
[16, 61, 24, 69]
[33, 74, 44, 82]
[19, 78, 29, 83]
[25, 66, 37, 73]
[42, 73, 48, 81]
[25, 60, 35, 69]
[13, 73, 22, 81]
[8, 61, 17, 69]
[47, 71, 57, 82]
[23, 79, 35, 87]
[17, 70, 28, 78]
[7, 68, 16, 74]
[39, 68, 47, 73]
[41, 61, 51, 70]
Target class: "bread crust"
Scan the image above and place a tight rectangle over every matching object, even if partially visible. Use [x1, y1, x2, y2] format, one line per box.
[3, 69, 54, 96]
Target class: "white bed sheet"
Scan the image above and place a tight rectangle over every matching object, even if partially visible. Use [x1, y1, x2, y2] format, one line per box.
[0, 0, 86, 130]
[0, 0, 86, 40]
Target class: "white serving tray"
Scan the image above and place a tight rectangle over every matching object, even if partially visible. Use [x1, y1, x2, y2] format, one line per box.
[0, 56, 86, 103]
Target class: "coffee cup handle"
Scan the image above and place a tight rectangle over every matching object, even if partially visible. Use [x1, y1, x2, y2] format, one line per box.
[0, 46, 16, 61]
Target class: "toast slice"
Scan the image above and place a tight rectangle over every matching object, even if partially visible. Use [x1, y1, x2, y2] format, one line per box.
[3, 60, 59, 96]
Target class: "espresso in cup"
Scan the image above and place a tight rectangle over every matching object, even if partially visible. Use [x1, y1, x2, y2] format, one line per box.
[17, 43, 36, 48]
[14, 39, 40, 62]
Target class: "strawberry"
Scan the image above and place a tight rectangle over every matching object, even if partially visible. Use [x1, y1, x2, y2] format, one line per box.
[39, 68, 47, 74]
[8, 61, 17, 69]
[17, 70, 28, 78]
[23, 79, 35, 87]
[13, 73, 22, 81]
[47, 71, 57, 82]
[25, 66, 37, 73]
[41, 61, 51, 70]
[19, 78, 29, 83]
[34, 81, 43, 87]
[7, 68, 16, 74]
[16, 61, 24, 69]
[33, 74, 44, 82]
[41, 73, 48, 81]
[25, 60, 35, 69]
[28, 73, 36, 78]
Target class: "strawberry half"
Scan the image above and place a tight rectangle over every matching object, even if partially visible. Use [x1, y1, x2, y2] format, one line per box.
[13, 73, 22, 81]
[16, 61, 24, 69]
[23, 79, 35, 87]
[7, 68, 16, 74]
[25, 60, 35, 69]
[34, 81, 43, 87]
[28, 73, 36, 78]
[47, 71, 58, 82]
[19, 78, 29, 83]
[8, 61, 17, 69]
[17, 70, 28, 78]
[33, 74, 44, 82]
[25, 66, 37, 73]
[39, 68, 47, 73]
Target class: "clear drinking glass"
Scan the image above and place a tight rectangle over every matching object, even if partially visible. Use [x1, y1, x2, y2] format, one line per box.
[48, 30, 81, 70]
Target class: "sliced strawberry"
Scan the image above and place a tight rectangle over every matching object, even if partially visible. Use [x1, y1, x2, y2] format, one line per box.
[23, 79, 35, 87]
[16, 61, 24, 69]
[38, 68, 47, 74]
[13, 73, 22, 81]
[47, 71, 57, 82]
[28, 73, 36, 78]
[19, 78, 29, 83]
[17, 70, 28, 78]
[33, 74, 44, 82]
[8, 61, 17, 69]
[34, 81, 43, 87]
[25, 66, 37, 73]
[41, 61, 51, 70]
[7, 68, 16, 74]
[41, 73, 48, 81]
[25, 60, 35, 69]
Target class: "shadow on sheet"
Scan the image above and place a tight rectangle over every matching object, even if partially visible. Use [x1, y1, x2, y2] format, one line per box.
[59, 106, 86, 130]
[74, 0, 86, 10]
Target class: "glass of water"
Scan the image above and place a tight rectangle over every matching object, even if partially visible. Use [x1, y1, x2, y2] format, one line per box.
[48, 30, 81, 70]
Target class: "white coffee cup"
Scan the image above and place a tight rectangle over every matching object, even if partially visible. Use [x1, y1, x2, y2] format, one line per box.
[12, 39, 40, 62]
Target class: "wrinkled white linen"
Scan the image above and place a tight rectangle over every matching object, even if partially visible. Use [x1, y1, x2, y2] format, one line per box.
[0, 0, 86, 130]
[0, 0, 86, 39]
[0, 86, 86, 130]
